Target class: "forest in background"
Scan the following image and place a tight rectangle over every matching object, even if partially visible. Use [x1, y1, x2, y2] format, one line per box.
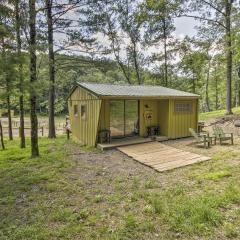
[1, 0, 240, 156]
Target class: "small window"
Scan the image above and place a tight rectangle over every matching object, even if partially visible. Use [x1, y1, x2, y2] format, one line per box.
[175, 102, 192, 113]
[74, 105, 78, 117]
[81, 105, 87, 120]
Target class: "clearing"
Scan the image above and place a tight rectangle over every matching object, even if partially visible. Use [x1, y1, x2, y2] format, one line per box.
[1, 113, 240, 239]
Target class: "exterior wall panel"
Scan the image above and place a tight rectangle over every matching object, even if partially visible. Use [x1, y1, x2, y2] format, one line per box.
[98, 99, 110, 131]
[68, 87, 101, 146]
[168, 99, 198, 138]
[139, 99, 158, 137]
[158, 99, 169, 136]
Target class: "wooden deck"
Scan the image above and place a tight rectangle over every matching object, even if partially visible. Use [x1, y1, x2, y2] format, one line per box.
[118, 142, 211, 172]
[97, 136, 168, 150]
[97, 137, 153, 150]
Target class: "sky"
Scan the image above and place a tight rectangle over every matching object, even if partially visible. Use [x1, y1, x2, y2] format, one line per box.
[174, 17, 198, 38]
[57, 13, 200, 64]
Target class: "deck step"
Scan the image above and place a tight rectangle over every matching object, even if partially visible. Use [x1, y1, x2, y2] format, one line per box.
[97, 137, 153, 151]
[155, 136, 169, 142]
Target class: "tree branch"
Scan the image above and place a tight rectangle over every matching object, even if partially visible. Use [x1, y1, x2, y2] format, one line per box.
[178, 14, 226, 29]
[201, 0, 225, 16]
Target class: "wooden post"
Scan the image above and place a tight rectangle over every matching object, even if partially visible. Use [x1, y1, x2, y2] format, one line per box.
[0, 121, 5, 150]
[42, 126, 44, 136]
[67, 129, 70, 140]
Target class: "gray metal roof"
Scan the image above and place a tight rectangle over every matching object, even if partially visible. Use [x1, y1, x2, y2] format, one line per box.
[77, 82, 199, 98]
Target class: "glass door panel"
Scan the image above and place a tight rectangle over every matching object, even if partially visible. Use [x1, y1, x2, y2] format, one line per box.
[110, 100, 124, 137]
[125, 100, 139, 136]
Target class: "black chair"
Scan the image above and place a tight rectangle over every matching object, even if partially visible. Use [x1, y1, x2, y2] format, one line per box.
[98, 129, 111, 143]
[147, 125, 160, 137]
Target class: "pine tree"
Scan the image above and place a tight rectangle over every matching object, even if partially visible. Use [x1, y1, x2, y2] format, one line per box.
[29, 0, 39, 157]
[180, 0, 238, 114]
[0, 2, 14, 141]
[14, 0, 26, 148]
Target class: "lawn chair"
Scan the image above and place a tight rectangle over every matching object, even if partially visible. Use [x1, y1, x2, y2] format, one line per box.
[189, 128, 212, 149]
[212, 126, 233, 145]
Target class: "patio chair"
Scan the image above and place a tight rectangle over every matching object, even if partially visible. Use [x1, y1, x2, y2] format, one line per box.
[189, 128, 212, 149]
[212, 126, 233, 145]
[98, 129, 111, 144]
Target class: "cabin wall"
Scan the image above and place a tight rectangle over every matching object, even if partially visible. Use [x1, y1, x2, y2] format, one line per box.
[68, 87, 101, 146]
[98, 99, 110, 131]
[158, 99, 169, 136]
[139, 99, 158, 137]
[168, 99, 198, 139]
[99, 98, 198, 139]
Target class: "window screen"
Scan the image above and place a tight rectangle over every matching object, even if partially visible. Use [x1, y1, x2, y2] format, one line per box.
[81, 105, 87, 120]
[175, 102, 192, 113]
[74, 105, 78, 117]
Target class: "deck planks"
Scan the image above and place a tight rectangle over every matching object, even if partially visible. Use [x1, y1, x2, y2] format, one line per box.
[118, 142, 211, 172]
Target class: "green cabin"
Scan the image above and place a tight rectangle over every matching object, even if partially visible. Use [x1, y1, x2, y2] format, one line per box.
[68, 82, 199, 146]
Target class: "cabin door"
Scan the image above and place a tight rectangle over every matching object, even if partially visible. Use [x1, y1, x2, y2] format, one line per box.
[110, 100, 139, 138]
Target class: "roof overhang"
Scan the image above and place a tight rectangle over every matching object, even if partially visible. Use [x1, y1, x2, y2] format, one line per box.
[67, 82, 200, 100]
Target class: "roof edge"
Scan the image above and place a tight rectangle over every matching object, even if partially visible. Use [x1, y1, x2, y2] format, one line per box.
[76, 82, 100, 97]
[67, 82, 100, 100]
[68, 82, 200, 98]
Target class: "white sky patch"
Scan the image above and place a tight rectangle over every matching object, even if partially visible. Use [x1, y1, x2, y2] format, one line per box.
[54, 14, 200, 69]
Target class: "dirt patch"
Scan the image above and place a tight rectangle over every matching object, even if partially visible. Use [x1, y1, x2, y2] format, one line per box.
[202, 114, 240, 136]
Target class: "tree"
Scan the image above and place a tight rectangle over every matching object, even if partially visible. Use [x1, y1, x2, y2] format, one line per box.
[0, 2, 14, 141]
[139, 0, 180, 87]
[14, 0, 26, 148]
[29, 0, 39, 157]
[179, 38, 208, 95]
[181, 0, 238, 114]
[91, 0, 144, 85]
[45, 0, 56, 138]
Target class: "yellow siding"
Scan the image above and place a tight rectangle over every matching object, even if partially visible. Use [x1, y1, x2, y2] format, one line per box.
[68, 87, 101, 146]
[158, 100, 169, 136]
[139, 100, 158, 137]
[168, 99, 198, 138]
[98, 99, 110, 131]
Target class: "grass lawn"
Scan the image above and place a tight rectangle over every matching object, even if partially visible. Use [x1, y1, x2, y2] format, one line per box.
[199, 107, 240, 120]
[1, 137, 240, 239]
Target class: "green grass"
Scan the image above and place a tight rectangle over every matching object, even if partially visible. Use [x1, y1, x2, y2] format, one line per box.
[199, 106, 240, 120]
[1, 137, 240, 239]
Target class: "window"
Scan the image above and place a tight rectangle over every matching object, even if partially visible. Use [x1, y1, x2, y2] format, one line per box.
[81, 105, 87, 120]
[74, 105, 78, 117]
[175, 102, 192, 113]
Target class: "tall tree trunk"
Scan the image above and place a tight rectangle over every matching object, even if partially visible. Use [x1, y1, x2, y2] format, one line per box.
[205, 58, 211, 112]
[6, 94, 13, 140]
[15, 0, 25, 148]
[29, 0, 39, 157]
[237, 81, 240, 107]
[0, 121, 5, 150]
[1, 38, 13, 140]
[163, 20, 168, 87]
[132, 40, 141, 85]
[192, 76, 196, 94]
[215, 68, 219, 110]
[225, 0, 233, 115]
[46, 0, 56, 138]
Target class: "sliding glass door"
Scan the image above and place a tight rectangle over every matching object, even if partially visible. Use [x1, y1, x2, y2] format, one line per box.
[110, 101, 125, 137]
[125, 100, 139, 136]
[110, 100, 139, 138]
